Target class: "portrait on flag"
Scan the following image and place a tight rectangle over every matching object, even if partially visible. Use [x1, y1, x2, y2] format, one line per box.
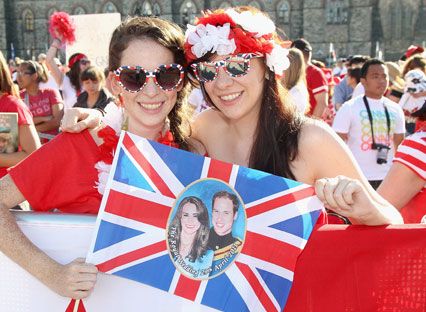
[86, 131, 324, 311]
[167, 179, 246, 280]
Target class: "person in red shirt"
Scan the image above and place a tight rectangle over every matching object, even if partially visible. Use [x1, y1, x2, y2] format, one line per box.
[291, 39, 329, 118]
[17, 60, 63, 143]
[0, 51, 41, 178]
[378, 90, 426, 223]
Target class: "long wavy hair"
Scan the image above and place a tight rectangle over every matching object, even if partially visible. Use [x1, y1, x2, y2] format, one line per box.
[108, 16, 192, 151]
[0, 51, 19, 97]
[190, 7, 304, 179]
[169, 196, 210, 263]
[66, 53, 85, 92]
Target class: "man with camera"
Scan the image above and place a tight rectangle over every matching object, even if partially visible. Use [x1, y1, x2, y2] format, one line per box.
[333, 59, 406, 190]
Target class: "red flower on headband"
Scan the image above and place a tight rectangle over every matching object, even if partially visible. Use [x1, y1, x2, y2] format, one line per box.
[49, 12, 76, 45]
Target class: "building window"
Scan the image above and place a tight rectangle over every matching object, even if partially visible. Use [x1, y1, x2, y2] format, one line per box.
[277, 1, 290, 24]
[23, 9, 34, 32]
[47, 7, 58, 19]
[219, 1, 232, 9]
[325, 0, 349, 25]
[248, 1, 261, 9]
[102, 2, 118, 13]
[153, 2, 161, 16]
[74, 6, 86, 15]
[181, 0, 197, 26]
[142, 1, 153, 16]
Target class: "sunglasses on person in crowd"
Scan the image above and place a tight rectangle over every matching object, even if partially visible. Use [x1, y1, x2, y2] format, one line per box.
[190, 53, 264, 83]
[114, 64, 185, 92]
[80, 59, 91, 66]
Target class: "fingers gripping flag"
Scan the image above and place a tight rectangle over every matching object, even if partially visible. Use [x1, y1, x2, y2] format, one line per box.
[86, 131, 324, 311]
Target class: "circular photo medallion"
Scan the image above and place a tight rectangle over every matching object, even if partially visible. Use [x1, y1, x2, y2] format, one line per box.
[167, 179, 246, 280]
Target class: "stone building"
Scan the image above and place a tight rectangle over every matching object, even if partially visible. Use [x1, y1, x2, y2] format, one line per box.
[0, 0, 425, 62]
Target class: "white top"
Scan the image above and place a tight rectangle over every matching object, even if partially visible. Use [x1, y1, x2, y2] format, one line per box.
[288, 83, 309, 113]
[60, 75, 78, 109]
[102, 102, 124, 133]
[39, 73, 60, 91]
[333, 96, 406, 180]
[351, 82, 365, 99]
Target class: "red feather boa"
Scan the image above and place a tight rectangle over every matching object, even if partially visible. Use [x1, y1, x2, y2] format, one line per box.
[49, 12, 76, 45]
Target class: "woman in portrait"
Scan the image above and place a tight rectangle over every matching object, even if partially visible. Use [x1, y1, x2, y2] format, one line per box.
[168, 196, 213, 278]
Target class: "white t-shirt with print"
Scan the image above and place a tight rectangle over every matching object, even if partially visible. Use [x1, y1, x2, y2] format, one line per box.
[333, 95, 406, 180]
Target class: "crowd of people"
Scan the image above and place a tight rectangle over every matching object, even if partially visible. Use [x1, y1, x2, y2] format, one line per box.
[0, 5, 424, 302]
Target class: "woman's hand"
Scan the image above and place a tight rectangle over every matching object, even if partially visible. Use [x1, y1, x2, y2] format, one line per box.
[61, 108, 102, 133]
[46, 258, 98, 299]
[315, 175, 381, 224]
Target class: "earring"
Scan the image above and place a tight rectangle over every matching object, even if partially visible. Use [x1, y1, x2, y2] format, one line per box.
[162, 117, 170, 136]
[117, 93, 124, 107]
[264, 71, 270, 80]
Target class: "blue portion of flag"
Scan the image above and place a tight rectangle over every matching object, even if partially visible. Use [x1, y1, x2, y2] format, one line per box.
[113, 149, 154, 192]
[234, 166, 302, 203]
[150, 141, 205, 187]
[257, 268, 292, 309]
[93, 220, 144, 252]
[201, 273, 248, 311]
[115, 254, 176, 292]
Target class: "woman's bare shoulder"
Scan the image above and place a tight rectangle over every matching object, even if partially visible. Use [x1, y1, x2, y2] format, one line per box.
[191, 108, 225, 140]
[299, 118, 342, 150]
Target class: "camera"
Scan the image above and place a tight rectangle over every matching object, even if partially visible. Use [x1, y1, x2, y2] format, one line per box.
[372, 143, 390, 165]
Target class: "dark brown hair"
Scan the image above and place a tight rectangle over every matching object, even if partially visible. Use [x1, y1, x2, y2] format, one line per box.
[212, 191, 239, 214]
[0, 51, 19, 97]
[191, 7, 303, 179]
[66, 53, 85, 92]
[109, 16, 191, 151]
[169, 196, 210, 263]
[20, 60, 49, 83]
[80, 66, 105, 85]
[402, 55, 426, 77]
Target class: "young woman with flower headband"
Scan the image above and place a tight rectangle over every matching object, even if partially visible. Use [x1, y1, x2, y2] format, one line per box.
[0, 16, 204, 299]
[185, 7, 401, 225]
[62, 7, 402, 226]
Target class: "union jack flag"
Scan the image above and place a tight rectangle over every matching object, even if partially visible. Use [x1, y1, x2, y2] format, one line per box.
[86, 131, 324, 311]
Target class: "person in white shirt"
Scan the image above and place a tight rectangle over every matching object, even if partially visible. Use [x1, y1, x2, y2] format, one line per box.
[283, 48, 309, 114]
[333, 59, 406, 189]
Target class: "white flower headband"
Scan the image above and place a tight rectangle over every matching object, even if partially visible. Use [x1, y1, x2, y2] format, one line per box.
[184, 9, 290, 76]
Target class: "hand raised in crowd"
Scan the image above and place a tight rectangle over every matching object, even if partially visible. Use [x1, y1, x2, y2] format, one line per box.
[60, 107, 103, 133]
[315, 175, 402, 225]
[46, 258, 98, 299]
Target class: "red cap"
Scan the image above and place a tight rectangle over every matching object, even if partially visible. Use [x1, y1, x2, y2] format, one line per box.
[404, 45, 424, 60]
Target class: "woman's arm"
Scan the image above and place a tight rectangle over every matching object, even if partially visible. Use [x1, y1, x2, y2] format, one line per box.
[0, 175, 97, 299]
[377, 162, 425, 210]
[46, 39, 65, 88]
[298, 120, 403, 225]
[35, 103, 64, 132]
[0, 124, 41, 167]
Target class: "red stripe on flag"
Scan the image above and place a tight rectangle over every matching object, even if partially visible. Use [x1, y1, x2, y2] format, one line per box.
[123, 133, 175, 198]
[207, 158, 234, 182]
[402, 139, 426, 154]
[173, 274, 202, 301]
[246, 187, 316, 218]
[395, 152, 426, 172]
[97, 240, 167, 272]
[105, 189, 171, 229]
[235, 262, 278, 312]
[242, 231, 301, 272]
[65, 299, 86, 312]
